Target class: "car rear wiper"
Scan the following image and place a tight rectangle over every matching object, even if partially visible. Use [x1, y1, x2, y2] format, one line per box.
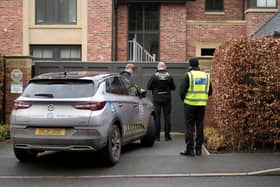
[34, 93, 54, 98]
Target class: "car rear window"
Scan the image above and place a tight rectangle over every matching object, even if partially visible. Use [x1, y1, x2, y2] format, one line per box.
[22, 79, 95, 98]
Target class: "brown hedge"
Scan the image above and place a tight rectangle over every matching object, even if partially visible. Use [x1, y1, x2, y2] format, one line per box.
[212, 37, 280, 151]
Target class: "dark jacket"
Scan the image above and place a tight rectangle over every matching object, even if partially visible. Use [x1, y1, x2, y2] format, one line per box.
[147, 70, 176, 103]
[179, 70, 213, 101]
[120, 71, 132, 82]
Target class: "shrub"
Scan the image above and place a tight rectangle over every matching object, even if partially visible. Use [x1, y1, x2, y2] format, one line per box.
[0, 124, 10, 141]
[212, 37, 280, 151]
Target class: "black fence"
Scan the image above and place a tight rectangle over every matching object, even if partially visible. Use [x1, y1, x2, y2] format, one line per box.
[34, 62, 189, 132]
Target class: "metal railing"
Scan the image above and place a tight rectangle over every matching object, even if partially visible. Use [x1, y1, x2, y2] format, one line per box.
[128, 38, 156, 62]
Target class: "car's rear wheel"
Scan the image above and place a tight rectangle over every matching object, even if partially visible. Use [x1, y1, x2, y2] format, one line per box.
[102, 124, 121, 166]
[141, 115, 155, 147]
[14, 147, 38, 162]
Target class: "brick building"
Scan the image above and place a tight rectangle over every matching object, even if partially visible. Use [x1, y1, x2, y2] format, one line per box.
[0, 0, 279, 64]
[0, 0, 279, 125]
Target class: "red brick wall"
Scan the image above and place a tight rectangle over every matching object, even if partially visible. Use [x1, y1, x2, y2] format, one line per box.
[0, 56, 4, 123]
[160, 4, 186, 62]
[88, 0, 112, 62]
[0, 0, 23, 56]
[204, 97, 215, 127]
[186, 23, 246, 57]
[187, 0, 243, 20]
[4, 57, 32, 123]
[245, 12, 275, 36]
[117, 5, 128, 61]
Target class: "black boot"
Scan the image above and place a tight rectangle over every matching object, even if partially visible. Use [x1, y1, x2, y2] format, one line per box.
[196, 149, 202, 156]
[165, 134, 172, 141]
[180, 149, 194, 157]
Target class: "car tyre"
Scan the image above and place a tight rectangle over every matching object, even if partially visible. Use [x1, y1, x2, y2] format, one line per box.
[141, 115, 155, 147]
[14, 147, 38, 162]
[101, 124, 122, 166]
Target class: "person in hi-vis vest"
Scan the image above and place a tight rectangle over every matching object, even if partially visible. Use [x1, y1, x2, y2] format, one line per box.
[179, 57, 212, 157]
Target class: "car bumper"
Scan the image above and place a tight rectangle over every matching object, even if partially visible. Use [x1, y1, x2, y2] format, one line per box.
[11, 127, 108, 152]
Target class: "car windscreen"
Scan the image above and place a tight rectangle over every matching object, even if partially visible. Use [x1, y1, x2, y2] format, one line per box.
[22, 79, 95, 98]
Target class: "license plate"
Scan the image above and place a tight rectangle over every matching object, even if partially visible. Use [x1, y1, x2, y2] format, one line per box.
[35, 128, 66, 136]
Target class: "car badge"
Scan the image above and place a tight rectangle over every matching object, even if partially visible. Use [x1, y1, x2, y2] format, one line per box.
[47, 104, 54, 111]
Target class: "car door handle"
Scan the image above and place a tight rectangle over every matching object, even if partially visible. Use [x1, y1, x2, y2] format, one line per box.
[118, 104, 123, 108]
[133, 104, 138, 108]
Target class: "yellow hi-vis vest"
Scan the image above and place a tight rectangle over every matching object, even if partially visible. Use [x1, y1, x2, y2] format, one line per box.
[184, 70, 210, 106]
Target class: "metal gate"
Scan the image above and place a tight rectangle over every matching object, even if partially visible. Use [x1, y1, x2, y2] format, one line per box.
[33, 62, 189, 132]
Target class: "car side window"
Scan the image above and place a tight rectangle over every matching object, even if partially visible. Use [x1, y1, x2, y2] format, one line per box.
[121, 77, 139, 97]
[106, 76, 128, 95]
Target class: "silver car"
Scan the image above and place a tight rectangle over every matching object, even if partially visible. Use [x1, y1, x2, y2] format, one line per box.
[10, 71, 155, 165]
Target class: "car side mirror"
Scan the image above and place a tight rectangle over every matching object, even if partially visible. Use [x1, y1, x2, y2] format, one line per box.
[139, 89, 147, 98]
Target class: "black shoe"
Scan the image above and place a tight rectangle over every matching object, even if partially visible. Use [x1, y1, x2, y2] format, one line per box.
[196, 149, 202, 156]
[180, 150, 194, 157]
[165, 135, 172, 141]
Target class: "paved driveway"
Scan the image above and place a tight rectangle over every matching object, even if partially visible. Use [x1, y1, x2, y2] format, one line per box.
[0, 136, 279, 177]
[1, 136, 280, 187]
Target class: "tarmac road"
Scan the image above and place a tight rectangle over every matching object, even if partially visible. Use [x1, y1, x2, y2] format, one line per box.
[0, 176, 280, 187]
[0, 136, 279, 187]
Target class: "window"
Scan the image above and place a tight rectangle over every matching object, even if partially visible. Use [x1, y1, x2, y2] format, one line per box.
[30, 45, 81, 61]
[32, 47, 53, 59]
[60, 47, 81, 59]
[23, 80, 94, 98]
[205, 0, 224, 12]
[201, 48, 216, 56]
[128, 4, 160, 60]
[106, 77, 128, 95]
[257, 0, 277, 7]
[247, 0, 277, 8]
[36, 0, 77, 24]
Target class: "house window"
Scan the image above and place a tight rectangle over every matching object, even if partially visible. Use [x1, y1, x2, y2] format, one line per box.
[256, 0, 277, 7]
[201, 48, 216, 56]
[35, 0, 77, 24]
[128, 4, 160, 60]
[205, 0, 224, 12]
[247, 0, 277, 8]
[30, 45, 81, 61]
[32, 47, 53, 59]
[60, 47, 81, 59]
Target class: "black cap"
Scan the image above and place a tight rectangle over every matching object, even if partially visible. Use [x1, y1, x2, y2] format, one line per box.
[189, 57, 199, 67]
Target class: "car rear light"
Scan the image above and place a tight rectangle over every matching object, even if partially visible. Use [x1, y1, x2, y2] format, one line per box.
[13, 101, 32, 110]
[73, 101, 106, 111]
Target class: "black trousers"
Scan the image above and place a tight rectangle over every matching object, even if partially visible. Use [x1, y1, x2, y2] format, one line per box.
[184, 104, 206, 151]
[154, 101, 171, 138]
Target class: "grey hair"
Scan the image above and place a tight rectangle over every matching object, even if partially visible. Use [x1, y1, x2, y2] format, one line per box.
[157, 62, 167, 70]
